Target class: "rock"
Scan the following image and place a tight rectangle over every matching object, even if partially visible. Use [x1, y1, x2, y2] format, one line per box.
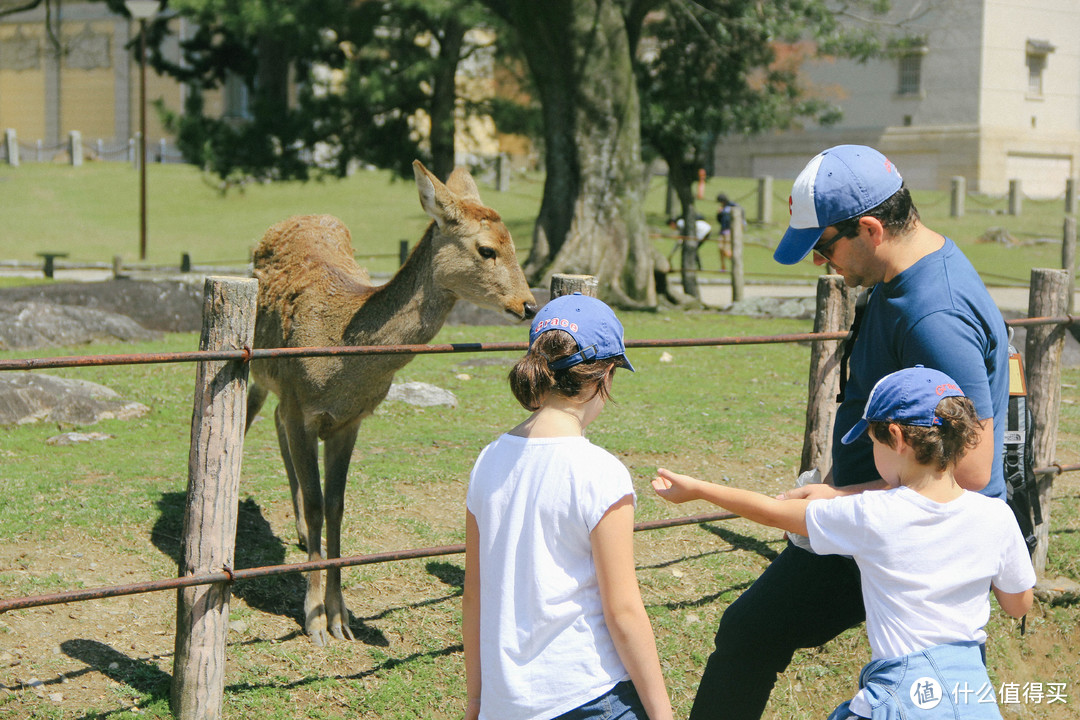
[384, 382, 457, 408]
[724, 296, 817, 319]
[46, 431, 115, 446]
[1034, 575, 1080, 606]
[0, 278, 205, 334]
[0, 373, 149, 426]
[0, 302, 160, 350]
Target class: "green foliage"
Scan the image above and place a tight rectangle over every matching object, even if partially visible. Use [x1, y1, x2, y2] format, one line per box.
[636, 0, 900, 218]
[153, 0, 499, 183]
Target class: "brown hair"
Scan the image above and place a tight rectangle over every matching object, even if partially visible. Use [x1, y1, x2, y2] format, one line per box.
[509, 329, 617, 411]
[867, 395, 980, 470]
[831, 183, 920, 239]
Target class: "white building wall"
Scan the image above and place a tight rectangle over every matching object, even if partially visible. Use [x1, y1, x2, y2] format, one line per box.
[715, 0, 1080, 198]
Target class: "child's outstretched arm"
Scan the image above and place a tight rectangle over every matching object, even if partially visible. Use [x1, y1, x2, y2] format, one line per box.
[652, 468, 810, 537]
[591, 495, 674, 720]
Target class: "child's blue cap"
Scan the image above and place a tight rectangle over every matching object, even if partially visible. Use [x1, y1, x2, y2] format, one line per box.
[774, 145, 903, 265]
[841, 366, 965, 445]
[529, 292, 635, 372]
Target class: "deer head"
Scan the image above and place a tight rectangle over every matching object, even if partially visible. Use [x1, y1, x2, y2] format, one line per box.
[413, 160, 537, 321]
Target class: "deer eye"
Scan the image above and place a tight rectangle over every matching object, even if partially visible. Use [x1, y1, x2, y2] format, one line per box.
[478, 246, 496, 260]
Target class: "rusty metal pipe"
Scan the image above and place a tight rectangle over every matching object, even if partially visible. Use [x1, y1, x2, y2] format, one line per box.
[0, 511, 737, 614]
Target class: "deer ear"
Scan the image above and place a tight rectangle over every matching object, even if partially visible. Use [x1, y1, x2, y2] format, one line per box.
[446, 166, 481, 202]
[413, 160, 450, 229]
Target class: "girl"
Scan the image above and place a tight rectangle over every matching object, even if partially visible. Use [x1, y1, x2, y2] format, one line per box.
[464, 292, 673, 720]
[653, 366, 1035, 719]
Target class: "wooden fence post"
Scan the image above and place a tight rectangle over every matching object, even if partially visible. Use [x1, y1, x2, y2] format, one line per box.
[550, 273, 598, 298]
[950, 176, 965, 218]
[1063, 216, 1076, 315]
[4, 128, 18, 167]
[756, 175, 773, 224]
[800, 276, 855, 475]
[1008, 179, 1022, 216]
[1025, 269, 1068, 574]
[730, 205, 745, 303]
[172, 276, 258, 720]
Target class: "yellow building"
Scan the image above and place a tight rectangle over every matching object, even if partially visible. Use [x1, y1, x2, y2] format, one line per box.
[0, 1, 194, 162]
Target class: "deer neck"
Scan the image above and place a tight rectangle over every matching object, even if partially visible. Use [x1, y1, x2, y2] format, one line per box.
[343, 225, 456, 347]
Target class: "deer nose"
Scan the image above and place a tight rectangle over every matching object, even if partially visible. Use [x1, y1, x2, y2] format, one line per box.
[522, 302, 538, 319]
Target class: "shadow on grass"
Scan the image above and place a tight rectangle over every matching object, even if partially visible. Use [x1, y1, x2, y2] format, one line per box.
[698, 522, 781, 562]
[151, 492, 387, 647]
[59, 638, 170, 718]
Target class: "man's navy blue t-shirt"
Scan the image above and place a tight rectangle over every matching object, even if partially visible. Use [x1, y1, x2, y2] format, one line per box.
[832, 237, 1009, 500]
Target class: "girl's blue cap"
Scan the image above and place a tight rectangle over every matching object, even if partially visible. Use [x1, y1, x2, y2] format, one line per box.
[529, 293, 635, 372]
[841, 366, 964, 444]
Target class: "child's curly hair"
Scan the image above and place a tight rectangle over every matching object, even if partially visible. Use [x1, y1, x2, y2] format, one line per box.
[868, 395, 981, 470]
[509, 329, 618, 411]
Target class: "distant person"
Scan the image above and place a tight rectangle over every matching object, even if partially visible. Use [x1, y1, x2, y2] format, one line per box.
[653, 366, 1035, 720]
[669, 215, 712, 242]
[685, 145, 1012, 719]
[463, 293, 673, 720]
[715, 193, 741, 266]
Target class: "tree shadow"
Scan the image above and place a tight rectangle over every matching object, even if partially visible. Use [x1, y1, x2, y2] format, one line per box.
[150, 492, 387, 646]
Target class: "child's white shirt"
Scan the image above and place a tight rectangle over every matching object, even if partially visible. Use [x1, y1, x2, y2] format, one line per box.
[806, 485, 1035, 661]
[467, 433, 635, 720]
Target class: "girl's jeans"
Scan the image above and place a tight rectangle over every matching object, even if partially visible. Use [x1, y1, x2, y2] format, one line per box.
[556, 681, 648, 720]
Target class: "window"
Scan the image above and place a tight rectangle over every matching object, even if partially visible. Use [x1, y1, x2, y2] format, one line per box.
[1026, 39, 1055, 97]
[897, 53, 923, 95]
[892, 40, 927, 97]
[224, 72, 251, 120]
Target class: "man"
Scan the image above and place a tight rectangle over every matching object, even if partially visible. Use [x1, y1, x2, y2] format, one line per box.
[688, 145, 1010, 719]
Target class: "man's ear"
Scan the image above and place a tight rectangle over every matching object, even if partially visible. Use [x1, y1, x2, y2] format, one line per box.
[860, 216, 887, 247]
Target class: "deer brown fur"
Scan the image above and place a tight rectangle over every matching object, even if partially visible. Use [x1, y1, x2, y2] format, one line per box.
[246, 160, 536, 645]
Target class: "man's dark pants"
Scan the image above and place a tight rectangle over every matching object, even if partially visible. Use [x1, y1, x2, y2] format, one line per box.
[689, 544, 866, 720]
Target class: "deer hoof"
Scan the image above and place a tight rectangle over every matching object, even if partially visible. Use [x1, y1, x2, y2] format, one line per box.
[330, 622, 355, 642]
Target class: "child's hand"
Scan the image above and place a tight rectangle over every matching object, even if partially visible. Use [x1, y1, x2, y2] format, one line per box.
[651, 468, 702, 504]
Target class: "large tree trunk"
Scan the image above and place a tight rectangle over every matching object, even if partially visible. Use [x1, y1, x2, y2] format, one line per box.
[429, 17, 466, 182]
[488, 0, 655, 306]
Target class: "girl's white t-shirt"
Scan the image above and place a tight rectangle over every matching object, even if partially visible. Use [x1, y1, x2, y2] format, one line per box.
[806, 485, 1036, 661]
[467, 433, 635, 720]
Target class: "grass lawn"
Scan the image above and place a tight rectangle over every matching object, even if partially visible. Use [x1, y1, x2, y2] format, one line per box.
[0, 162, 1072, 285]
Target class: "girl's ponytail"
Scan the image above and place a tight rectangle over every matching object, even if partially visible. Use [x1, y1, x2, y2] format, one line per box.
[509, 330, 618, 411]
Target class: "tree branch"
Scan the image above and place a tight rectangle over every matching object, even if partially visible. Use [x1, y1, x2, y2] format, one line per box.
[0, 0, 44, 19]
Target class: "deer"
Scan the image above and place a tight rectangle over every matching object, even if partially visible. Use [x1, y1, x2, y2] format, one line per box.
[246, 160, 537, 646]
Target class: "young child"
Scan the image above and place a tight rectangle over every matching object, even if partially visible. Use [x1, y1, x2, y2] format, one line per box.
[464, 292, 673, 720]
[652, 366, 1035, 719]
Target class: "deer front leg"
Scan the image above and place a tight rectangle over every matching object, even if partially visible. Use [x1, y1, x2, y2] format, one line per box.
[274, 405, 309, 551]
[281, 412, 330, 646]
[322, 422, 360, 641]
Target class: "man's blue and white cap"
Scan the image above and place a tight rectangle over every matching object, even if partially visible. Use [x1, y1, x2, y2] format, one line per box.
[774, 145, 903, 265]
[841, 366, 965, 445]
[530, 292, 635, 372]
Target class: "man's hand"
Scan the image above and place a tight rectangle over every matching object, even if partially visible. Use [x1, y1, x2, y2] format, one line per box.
[776, 483, 839, 501]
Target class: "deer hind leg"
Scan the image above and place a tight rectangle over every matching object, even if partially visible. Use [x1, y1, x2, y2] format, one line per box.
[274, 404, 310, 551]
[322, 420, 361, 642]
[245, 382, 268, 435]
[278, 405, 330, 646]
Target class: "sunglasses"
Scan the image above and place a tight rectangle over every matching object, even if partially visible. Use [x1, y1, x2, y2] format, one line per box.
[813, 226, 858, 260]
